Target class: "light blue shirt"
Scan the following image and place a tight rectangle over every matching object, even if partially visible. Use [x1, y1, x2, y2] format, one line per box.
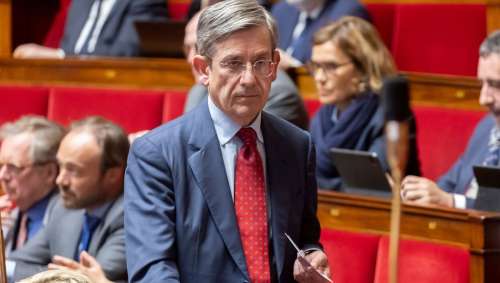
[207, 96, 267, 201]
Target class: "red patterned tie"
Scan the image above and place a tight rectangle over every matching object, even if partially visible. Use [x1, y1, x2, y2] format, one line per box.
[235, 127, 271, 283]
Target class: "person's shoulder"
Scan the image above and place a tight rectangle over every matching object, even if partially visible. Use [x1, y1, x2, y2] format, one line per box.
[263, 111, 309, 139]
[271, 1, 296, 14]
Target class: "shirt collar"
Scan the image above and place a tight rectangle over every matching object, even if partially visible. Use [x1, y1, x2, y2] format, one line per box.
[86, 201, 113, 220]
[489, 126, 500, 147]
[208, 96, 264, 145]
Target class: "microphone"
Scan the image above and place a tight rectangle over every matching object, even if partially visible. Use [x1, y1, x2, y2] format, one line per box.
[382, 76, 411, 175]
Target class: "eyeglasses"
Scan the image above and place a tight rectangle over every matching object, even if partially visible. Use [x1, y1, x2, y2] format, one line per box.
[218, 59, 275, 78]
[306, 61, 352, 76]
[0, 162, 50, 177]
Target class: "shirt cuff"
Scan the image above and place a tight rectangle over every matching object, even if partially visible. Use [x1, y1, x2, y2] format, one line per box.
[56, 48, 66, 59]
[453, 194, 466, 209]
[6, 260, 16, 283]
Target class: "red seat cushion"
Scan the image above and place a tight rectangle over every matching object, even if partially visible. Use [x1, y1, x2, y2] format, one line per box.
[0, 85, 49, 125]
[374, 236, 469, 283]
[392, 4, 486, 76]
[162, 91, 187, 122]
[320, 229, 380, 283]
[48, 87, 164, 133]
[366, 4, 396, 50]
[413, 105, 486, 180]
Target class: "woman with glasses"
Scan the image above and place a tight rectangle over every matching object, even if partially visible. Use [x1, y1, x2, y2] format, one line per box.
[309, 16, 420, 190]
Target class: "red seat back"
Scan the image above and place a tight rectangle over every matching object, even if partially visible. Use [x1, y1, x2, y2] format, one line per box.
[43, 0, 71, 48]
[0, 85, 50, 125]
[162, 91, 187, 122]
[304, 98, 321, 121]
[374, 236, 469, 283]
[168, 0, 190, 20]
[365, 4, 396, 50]
[321, 229, 380, 283]
[48, 87, 164, 133]
[391, 4, 486, 76]
[413, 105, 485, 180]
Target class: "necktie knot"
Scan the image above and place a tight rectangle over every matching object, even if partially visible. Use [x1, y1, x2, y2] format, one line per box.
[84, 213, 101, 231]
[237, 127, 257, 147]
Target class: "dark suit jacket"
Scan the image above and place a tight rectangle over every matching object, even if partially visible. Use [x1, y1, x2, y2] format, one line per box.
[271, 0, 370, 63]
[10, 196, 126, 282]
[437, 115, 493, 208]
[60, 0, 167, 56]
[183, 70, 309, 130]
[125, 101, 321, 282]
[310, 103, 421, 190]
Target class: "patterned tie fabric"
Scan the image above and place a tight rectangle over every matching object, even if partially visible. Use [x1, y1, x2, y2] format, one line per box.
[77, 213, 101, 259]
[234, 127, 271, 283]
[15, 213, 29, 249]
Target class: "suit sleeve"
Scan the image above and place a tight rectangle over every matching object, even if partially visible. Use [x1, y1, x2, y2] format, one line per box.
[125, 136, 179, 283]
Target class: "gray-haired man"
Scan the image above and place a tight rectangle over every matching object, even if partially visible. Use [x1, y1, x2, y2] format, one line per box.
[125, 0, 329, 282]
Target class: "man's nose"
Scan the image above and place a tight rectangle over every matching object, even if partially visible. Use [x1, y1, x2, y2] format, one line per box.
[240, 63, 257, 84]
[479, 84, 494, 106]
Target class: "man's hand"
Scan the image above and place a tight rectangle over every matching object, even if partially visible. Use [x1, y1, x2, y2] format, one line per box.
[13, 44, 64, 59]
[0, 194, 15, 230]
[401, 175, 454, 207]
[293, 250, 331, 283]
[49, 252, 113, 283]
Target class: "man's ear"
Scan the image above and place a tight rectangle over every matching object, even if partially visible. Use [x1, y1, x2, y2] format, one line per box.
[193, 55, 210, 86]
[103, 166, 124, 185]
[270, 49, 281, 80]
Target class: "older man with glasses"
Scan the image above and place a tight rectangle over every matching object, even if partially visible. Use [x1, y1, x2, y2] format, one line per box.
[125, 1, 329, 282]
[0, 116, 64, 255]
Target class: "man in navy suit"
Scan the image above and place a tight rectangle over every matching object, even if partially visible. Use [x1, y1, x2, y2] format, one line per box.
[13, 0, 167, 58]
[271, 0, 369, 69]
[125, 0, 329, 282]
[401, 30, 500, 209]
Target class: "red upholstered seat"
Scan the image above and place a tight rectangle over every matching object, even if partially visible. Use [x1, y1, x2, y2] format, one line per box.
[48, 87, 164, 133]
[365, 4, 396, 50]
[391, 4, 486, 76]
[374, 236, 469, 283]
[162, 91, 187, 122]
[413, 105, 486, 180]
[304, 98, 321, 121]
[168, 0, 190, 20]
[43, 0, 71, 48]
[0, 85, 50, 125]
[320, 229, 380, 283]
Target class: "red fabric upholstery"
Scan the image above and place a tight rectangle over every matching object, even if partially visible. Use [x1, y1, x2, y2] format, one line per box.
[304, 98, 321, 121]
[162, 91, 187, 122]
[365, 4, 396, 50]
[43, 0, 71, 48]
[48, 87, 164, 133]
[374, 236, 469, 283]
[168, 0, 190, 20]
[391, 4, 486, 76]
[413, 105, 486, 180]
[0, 85, 50, 125]
[320, 229, 380, 283]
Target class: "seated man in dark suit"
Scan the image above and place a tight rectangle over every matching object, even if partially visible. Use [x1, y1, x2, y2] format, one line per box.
[7, 116, 128, 283]
[272, 0, 370, 69]
[13, 0, 167, 58]
[125, 1, 329, 282]
[0, 116, 64, 256]
[183, 9, 309, 129]
[401, 30, 500, 209]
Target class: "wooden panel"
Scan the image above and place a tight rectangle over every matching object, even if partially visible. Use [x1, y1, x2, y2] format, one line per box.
[0, 0, 11, 58]
[318, 191, 500, 283]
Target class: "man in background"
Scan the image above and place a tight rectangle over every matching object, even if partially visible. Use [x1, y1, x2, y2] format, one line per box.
[8, 116, 128, 283]
[0, 116, 64, 255]
[402, 31, 500, 209]
[13, 0, 167, 58]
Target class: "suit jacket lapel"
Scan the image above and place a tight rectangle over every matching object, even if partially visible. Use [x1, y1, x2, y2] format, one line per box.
[88, 196, 123, 254]
[60, 209, 85, 258]
[261, 113, 293, 278]
[188, 102, 249, 278]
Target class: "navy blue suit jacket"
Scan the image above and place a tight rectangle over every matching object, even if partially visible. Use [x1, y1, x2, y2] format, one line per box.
[271, 0, 370, 63]
[60, 0, 167, 56]
[125, 101, 321, 282]
[437, 114, 492, 208]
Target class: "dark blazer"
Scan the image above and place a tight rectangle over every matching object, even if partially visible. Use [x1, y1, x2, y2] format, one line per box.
[10, 196, 126, 282]
[310, 103, 420, 190]
[184, 70, 310, 130]
[125, 101, 321, 282]
[271, 0, 370, 63]
[60, 0, 168, 56]
[437, 115, 493, 208]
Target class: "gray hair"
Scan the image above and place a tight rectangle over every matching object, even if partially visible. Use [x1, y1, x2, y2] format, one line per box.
[0, 115, 65, 164]
[17, 269, 92, 283]
[196, 0, 277, 59]
[480, 30, 500, 57]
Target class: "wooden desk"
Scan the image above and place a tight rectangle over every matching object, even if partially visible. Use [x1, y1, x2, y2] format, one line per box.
[318, 191, 500, 283]
[0, 0, 11, 58]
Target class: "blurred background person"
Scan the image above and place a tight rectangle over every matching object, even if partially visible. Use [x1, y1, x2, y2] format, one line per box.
[13, 0, 168, 59]
[309, 16, 420, 190]
[0, 116, 64, 256]
[272, 0, 370, 69]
